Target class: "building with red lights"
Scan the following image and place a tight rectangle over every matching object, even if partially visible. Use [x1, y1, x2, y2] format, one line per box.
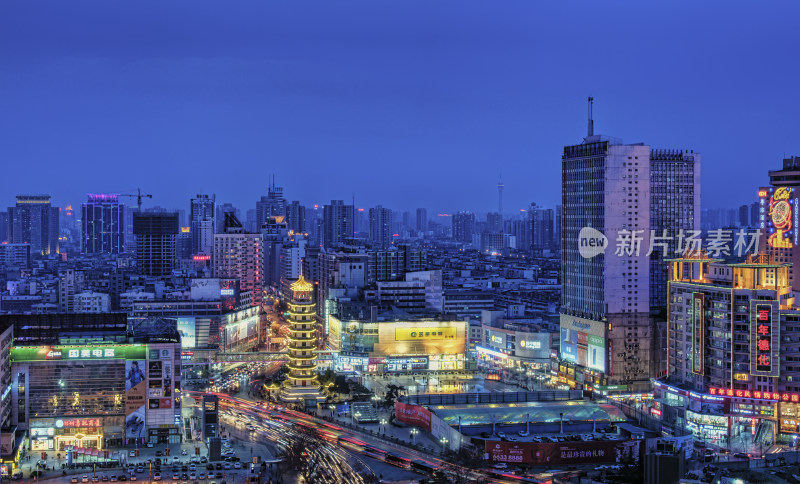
[656, 253, 800, 447]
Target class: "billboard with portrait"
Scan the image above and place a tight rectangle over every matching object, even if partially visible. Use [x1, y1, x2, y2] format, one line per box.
[125, 359, 147, 439]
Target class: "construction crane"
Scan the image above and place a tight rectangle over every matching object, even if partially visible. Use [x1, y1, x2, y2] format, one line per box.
[119, 188, 153, 212]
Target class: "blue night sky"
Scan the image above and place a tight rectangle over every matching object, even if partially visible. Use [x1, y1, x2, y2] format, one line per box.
[1, 1, 799, 216]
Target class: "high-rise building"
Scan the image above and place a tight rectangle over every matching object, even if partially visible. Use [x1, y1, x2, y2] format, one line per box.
[0, 211, 8, 243]
[58, 269, 85, 313]
[190, 194, 215, 256]
[256, 176, 287, 229]
[759, 156, 800, 292]
[262, 216, 290, 289]
[213, 213, 263, 302]
[133, 212, 179, 277]
[8, 195, 59, 255]
[0, 244, 31, 269]
[749, 202, 758, 229]
[367, 245, 427, 283]
[369, 205, 393, 249]
[215, 203, 239, 234]
[559, 104, 700, 391]
[280, 272, 324, 405]
[529, 203, 554, 253]
[415, 208, 428, 233]
[486, 212, 503, 233]
[323, 200, 354, 248]
[738, 204, 750, 227]
[354, 208, 368, 234]
[555, 205, 563, 251]
[287, 201, 306, 234]
[649, 149, 701, 313]
[452, 211, 476, 243]
[81, 194, 125, 254]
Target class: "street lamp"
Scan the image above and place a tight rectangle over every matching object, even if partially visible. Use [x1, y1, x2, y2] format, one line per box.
[372, 395, 381, 409]
[440, 437, 448, 452]
[410, 428, 419, 445]
[380, 418, 387, 433]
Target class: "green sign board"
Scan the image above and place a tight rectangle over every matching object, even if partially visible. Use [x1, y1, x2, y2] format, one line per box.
[597, 385, 629, 392]
[588, 335, 605, 348]
[11, 344, 147, 362]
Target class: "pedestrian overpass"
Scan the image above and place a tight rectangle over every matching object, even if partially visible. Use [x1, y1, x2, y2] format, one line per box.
[186, 349, 334, 363]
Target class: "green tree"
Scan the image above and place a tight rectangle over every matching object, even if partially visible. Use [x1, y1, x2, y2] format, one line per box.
[384, 383, 405, 407]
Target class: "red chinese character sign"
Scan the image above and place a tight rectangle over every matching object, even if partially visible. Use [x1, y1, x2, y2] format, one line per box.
[752, 303, 777, 376]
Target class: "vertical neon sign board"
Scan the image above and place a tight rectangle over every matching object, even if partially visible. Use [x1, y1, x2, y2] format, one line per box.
[692, 293, 704, 375]
[755, 304, 772, 372]
[751, 301, 779, 377]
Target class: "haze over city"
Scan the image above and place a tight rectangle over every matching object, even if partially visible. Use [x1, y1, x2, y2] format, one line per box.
[2, 1, 799, 213]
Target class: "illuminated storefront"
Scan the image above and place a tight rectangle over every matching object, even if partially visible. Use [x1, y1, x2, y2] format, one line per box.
[330, 315, 467, 373]
[655, 380, 800, 445]
[11, 341, 182, 449]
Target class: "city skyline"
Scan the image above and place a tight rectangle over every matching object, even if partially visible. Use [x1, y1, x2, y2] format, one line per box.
[3, 1, 800, 213]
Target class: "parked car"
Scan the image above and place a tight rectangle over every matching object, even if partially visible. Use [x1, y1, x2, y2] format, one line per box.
[518, 430, 530, 437]
[493, 463, 508, 469]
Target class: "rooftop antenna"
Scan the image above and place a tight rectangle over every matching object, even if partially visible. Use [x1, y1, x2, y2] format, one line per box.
[587, 96, 594, 137]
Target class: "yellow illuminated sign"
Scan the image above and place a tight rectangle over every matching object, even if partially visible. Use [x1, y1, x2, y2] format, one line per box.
[734, 373, 749, 381]
[775, 187, 792, 201]
[395, 327, 457, 341]
[759, 190, 768, 197]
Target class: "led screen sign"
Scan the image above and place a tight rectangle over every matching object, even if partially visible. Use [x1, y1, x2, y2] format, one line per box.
[11, 345, 147, 362]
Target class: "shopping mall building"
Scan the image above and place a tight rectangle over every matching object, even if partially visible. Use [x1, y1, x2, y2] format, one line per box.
[654, 254, 800, 447]
[328, 303, 468, 373]
[2, 314, 183, 453]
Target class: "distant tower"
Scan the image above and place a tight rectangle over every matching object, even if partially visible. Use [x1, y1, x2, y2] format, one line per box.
[497, 171, 504, 218]
[587, 96, 594, 137]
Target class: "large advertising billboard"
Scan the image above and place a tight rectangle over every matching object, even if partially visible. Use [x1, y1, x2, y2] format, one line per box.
[374, 321, 466, 357]
[587, 334, 605, 371]
[176, 318, 196, 349]
[760, 186, 798, 249]
[395, 403, 431, 431]
[515, 333, 551, 360]
[221, 307, 260, 350]
[125, 360, 146, 439]
[11, 344, 146, 362]
[486, 439, 643, 465]
[559, 315, 606, 372]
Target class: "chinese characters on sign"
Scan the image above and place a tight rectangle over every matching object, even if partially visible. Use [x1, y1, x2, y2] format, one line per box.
[708, 387, 799, 403]
[755, 304, 772, 373]
[66, 348, 115, 359]
[57, 418, 102, 428]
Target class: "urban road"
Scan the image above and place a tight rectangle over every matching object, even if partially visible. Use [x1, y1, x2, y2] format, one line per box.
[197, 391, 525, 484]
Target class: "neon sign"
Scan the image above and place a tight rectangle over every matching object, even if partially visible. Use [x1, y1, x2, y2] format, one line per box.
[765, 186, 795, 248]
[708, 387, 799, 403]
[754, 304, 773, 374]
[56, 418, 102, 428]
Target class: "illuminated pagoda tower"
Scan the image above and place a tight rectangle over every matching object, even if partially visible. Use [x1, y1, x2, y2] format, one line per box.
[280, 266, 325, 406]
